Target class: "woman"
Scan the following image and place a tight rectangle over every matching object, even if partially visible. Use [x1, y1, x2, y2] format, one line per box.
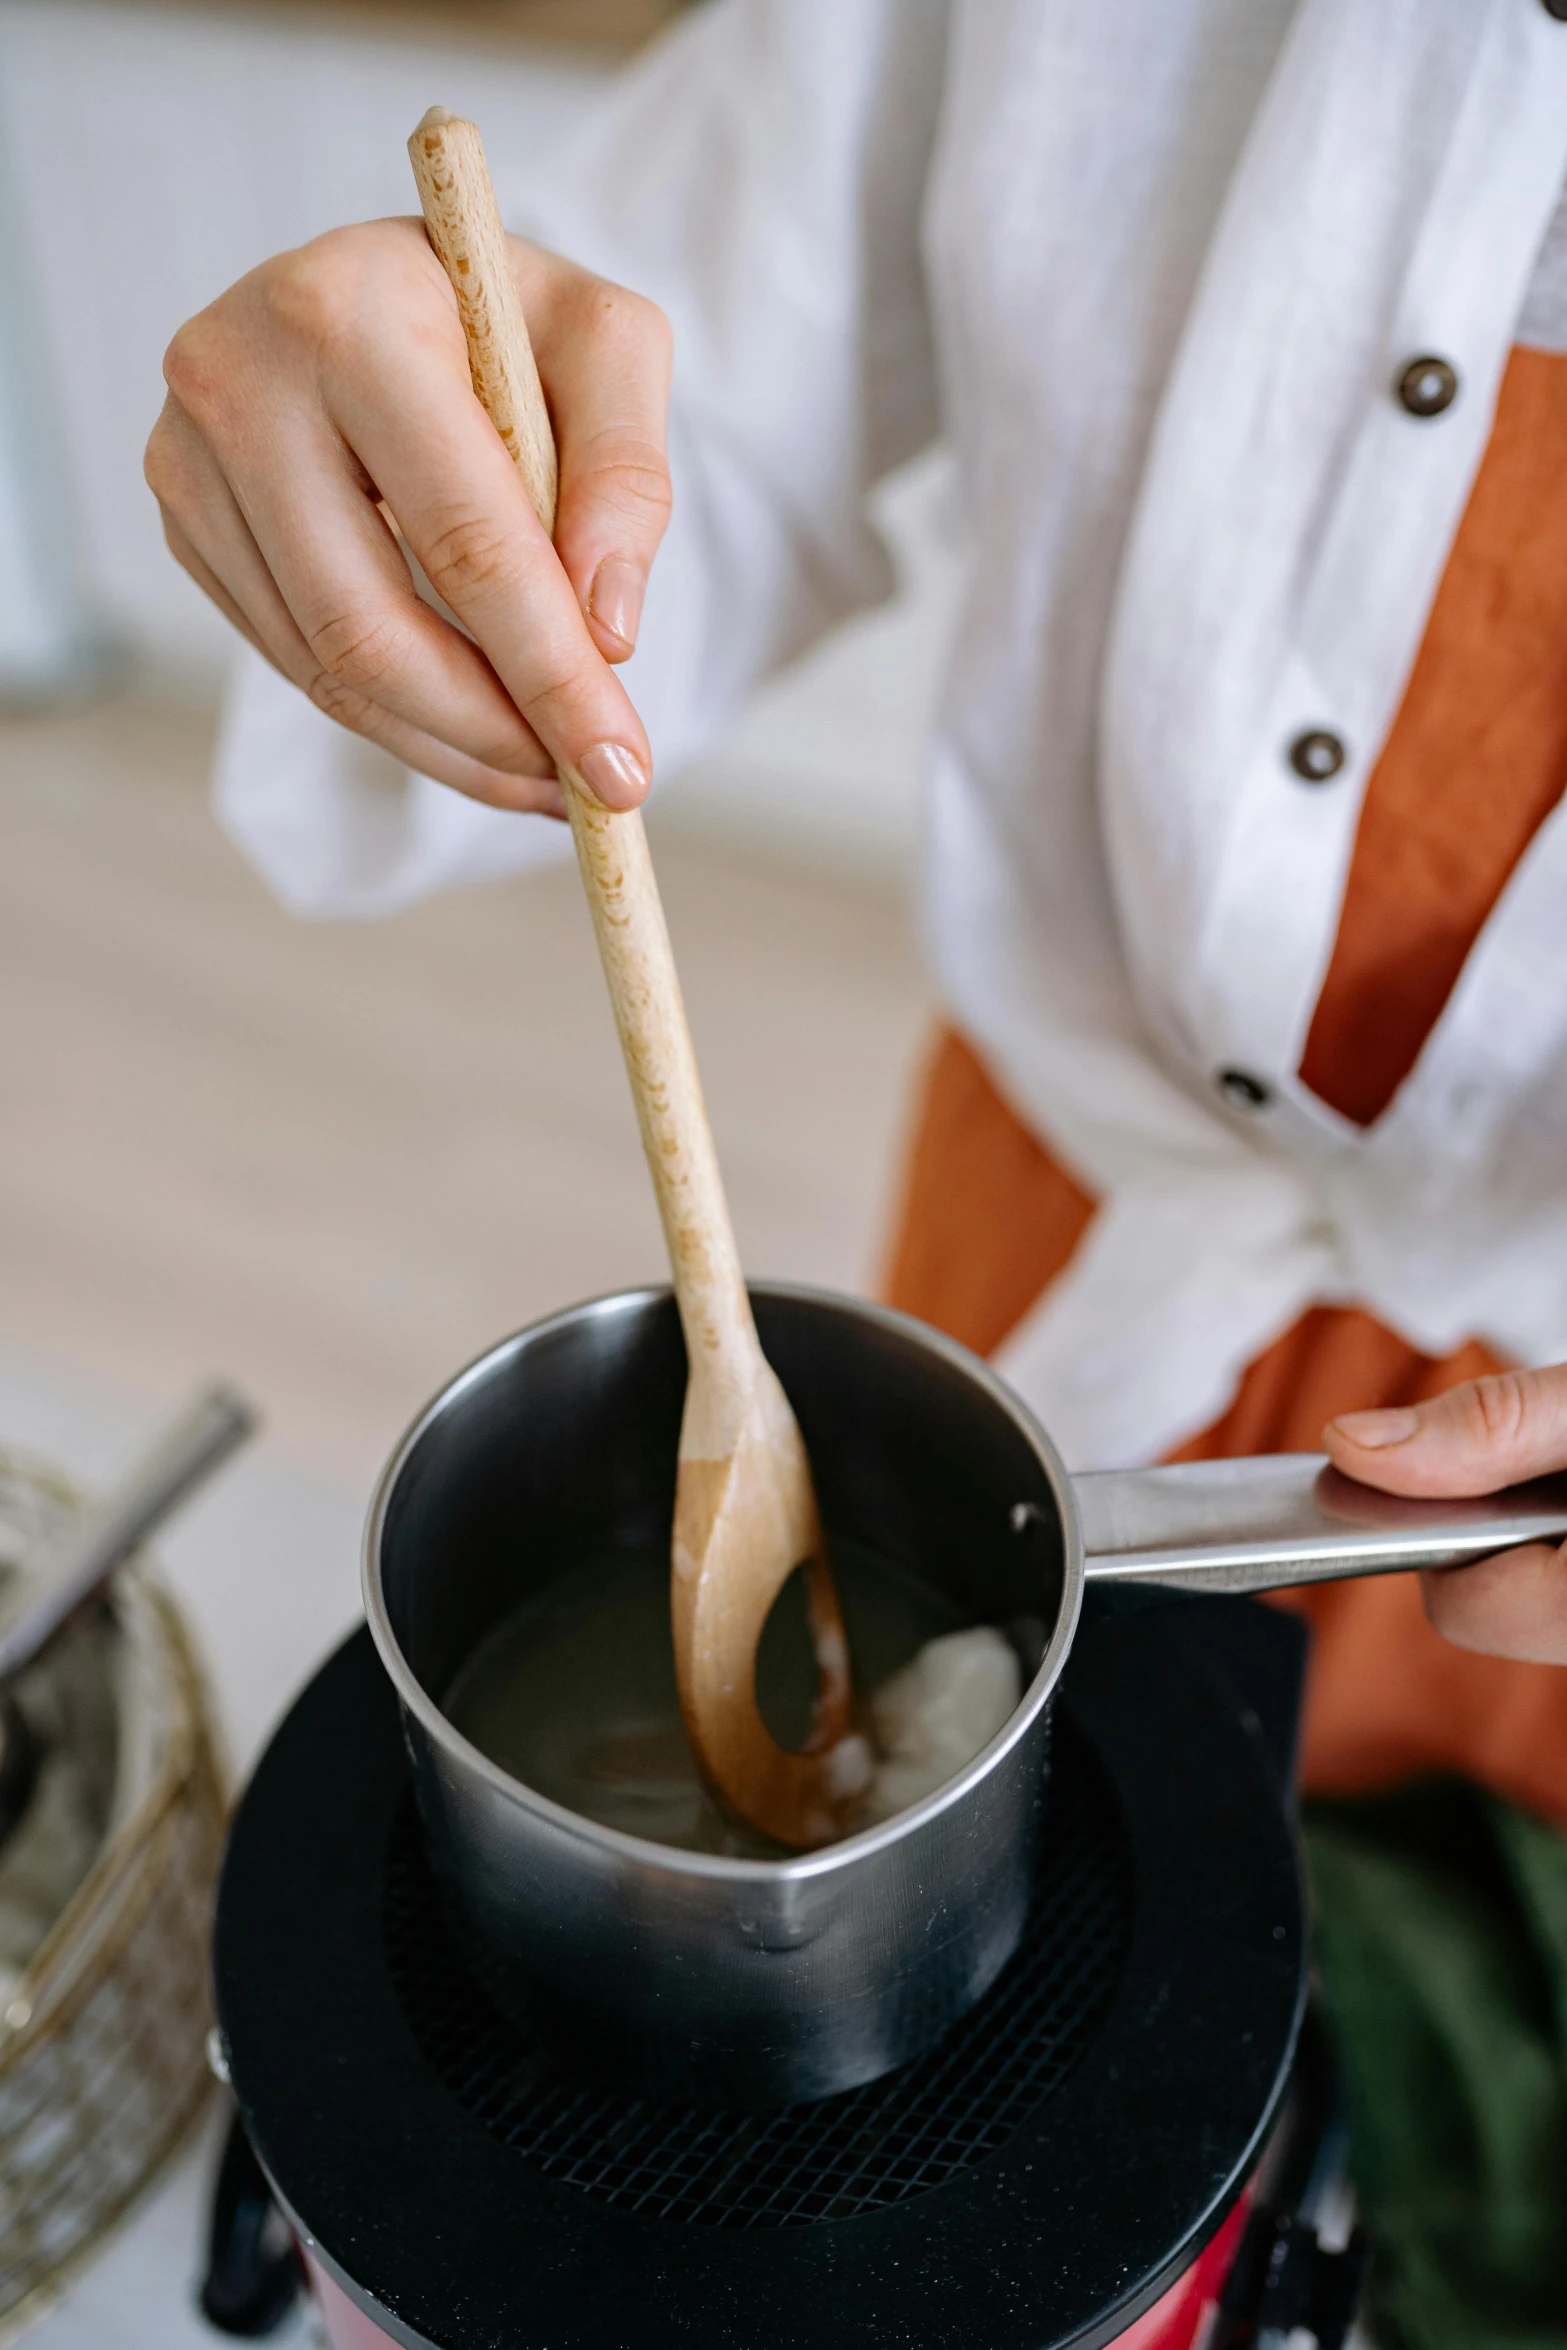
[148, 2, 1567, 2333]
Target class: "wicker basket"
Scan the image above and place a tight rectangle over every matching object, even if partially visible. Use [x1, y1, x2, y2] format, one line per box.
[0, 1447, 226, 2338]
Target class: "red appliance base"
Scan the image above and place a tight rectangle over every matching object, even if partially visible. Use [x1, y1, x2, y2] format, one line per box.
[306, 2197, 1251, 2350]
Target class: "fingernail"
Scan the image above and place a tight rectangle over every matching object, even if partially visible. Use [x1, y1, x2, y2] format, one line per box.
[589, 557, 645, 653]
[1329, 1407, 1421, 1449]
[576, 740, 649, 809]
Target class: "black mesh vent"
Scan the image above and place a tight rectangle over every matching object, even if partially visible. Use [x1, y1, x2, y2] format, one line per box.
[383, 1721, 1130, 2227]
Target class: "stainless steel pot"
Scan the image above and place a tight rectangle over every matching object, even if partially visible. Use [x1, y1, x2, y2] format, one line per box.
[365, 1284, 1567, 2111]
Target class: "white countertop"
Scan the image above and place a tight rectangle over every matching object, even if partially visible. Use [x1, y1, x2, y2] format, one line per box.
[0, 1343, 364, 2348]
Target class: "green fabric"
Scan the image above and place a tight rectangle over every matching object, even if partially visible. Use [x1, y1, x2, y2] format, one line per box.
[1303, 1784, 1567, 2350]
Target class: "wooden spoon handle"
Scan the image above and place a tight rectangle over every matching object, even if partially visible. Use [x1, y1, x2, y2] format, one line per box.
[409, 109, 758, 1436]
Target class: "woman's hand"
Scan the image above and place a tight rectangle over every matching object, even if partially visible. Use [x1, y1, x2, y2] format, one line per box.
[1326, 1368, 1567, 1664]
[145, 218, 672, 816]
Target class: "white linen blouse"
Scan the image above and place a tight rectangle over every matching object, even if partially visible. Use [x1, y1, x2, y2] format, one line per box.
[216, 0, 1567, 1469]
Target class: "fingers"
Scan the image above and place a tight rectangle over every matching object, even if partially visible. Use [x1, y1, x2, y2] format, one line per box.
[1324, 1364, 1567, 1497]
[149, 218, 662, 813]
[1420, 1544, 1567, 1665]
[157, 507, 275, 668]
[229, 424, 562, 780]
[326, 293, 652, 806]
[515, 248, 673, 664]
[1330, 1367, 1567, 1668]
[153, 394, 558, 783]
[151, 400, 565, 815]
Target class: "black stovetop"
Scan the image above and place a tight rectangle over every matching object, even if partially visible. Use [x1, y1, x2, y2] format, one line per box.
[213, 1590, 1307, 2350]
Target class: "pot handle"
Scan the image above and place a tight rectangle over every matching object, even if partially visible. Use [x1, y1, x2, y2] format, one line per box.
[1070, 1455, 1567, 1593]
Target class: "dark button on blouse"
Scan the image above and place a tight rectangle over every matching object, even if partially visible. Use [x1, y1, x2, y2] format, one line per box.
[1543, 0, 1567, 23]
[1288, 729, 1346, 783]
[1396, 356, 1459, 418]
[1216, 1068, 1272, 1111]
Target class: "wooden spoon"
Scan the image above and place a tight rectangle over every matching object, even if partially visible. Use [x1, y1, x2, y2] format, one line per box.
[409, 109, 868, 1849]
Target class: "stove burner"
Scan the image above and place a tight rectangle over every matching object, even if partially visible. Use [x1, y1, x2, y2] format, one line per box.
[383, 1720, 1132, 2228]
[215, 1606, 1309, 2350]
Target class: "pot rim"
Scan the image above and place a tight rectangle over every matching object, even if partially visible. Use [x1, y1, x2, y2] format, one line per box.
[362, 1282, 1082, 1885]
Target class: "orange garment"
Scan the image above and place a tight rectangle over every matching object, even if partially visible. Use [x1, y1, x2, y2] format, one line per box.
[881, 1031, 1567, 1829]
[883, 348, 1567, 1820]
[1301, 346, 1567, 1125]
[882, 345, 1567, 1824]
[880, 1027, 1096, 1361]
[883, 347, 1567, 1823]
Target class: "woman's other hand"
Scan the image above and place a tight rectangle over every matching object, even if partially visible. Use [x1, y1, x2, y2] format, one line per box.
[1326, 1368, 1567, 1664]
[145, 218, 672, 816]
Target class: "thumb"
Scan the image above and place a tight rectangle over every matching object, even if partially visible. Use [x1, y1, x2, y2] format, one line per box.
[1325, 1365, 1567, 1498]
[532, 271, 673, 665]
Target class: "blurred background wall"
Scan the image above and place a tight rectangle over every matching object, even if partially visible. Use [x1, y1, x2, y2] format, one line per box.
[0, 0, 959, 882]
[0, 0, 953, 1482]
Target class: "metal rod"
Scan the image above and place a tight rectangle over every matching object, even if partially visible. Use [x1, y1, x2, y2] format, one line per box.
[1073, 1454, 1567, 1594]
[0, 1383, 258, 1679]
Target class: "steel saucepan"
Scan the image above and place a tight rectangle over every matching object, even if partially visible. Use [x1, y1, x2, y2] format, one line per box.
[365, 1284, 1567, 2111]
